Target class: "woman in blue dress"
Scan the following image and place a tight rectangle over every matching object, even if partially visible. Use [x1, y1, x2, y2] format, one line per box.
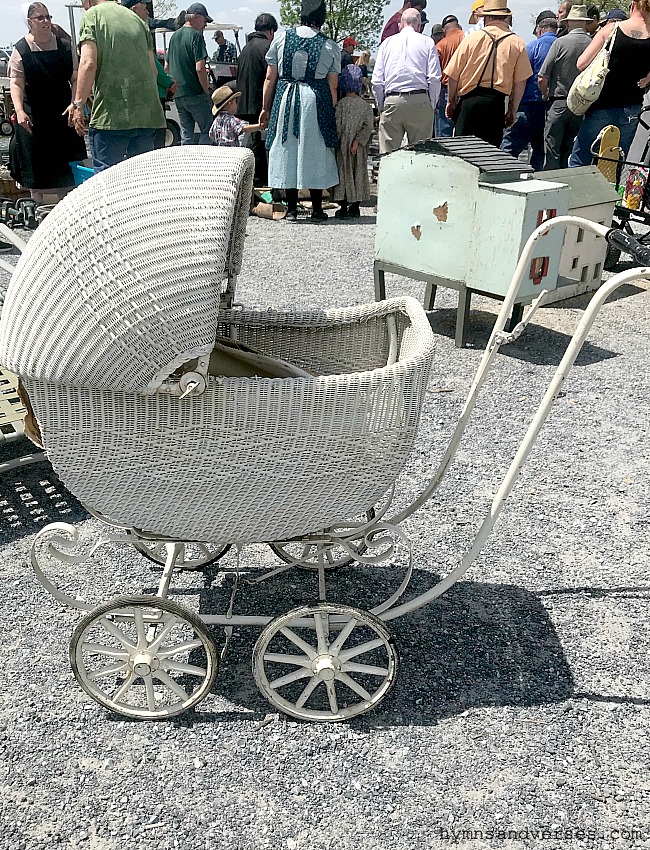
[259, 0, 341, 222]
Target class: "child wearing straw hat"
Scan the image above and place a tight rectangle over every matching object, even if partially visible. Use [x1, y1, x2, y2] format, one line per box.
[209, 85, 262, 146]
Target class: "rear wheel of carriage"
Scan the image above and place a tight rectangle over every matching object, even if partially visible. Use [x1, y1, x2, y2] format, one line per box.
[133, 540, 231, 570]
[252, 603, 399, 722]
[268, 509, 376, 571]
[70, 594, 218, 719]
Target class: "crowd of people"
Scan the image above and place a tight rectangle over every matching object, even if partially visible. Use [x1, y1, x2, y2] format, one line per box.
[373, 0, 650, 174]
[5, 0, 650, 222]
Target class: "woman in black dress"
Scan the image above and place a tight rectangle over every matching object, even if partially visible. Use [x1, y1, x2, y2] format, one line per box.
[9, 2, 86, 202]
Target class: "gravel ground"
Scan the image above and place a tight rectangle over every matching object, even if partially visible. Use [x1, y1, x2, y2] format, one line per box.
[0, 203, 649, 850]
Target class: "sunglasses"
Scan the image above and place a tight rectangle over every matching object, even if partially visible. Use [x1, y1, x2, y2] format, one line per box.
[30, 13, 52, 20]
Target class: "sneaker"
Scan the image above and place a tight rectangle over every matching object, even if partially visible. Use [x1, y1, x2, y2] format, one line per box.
[311, 209, 328, 223]
[0, 241, 13, 253]
[285, 209, 298, 222]
[174, 10, 186, 28]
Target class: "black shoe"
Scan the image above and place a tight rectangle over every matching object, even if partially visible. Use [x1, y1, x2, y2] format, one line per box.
[311, 209, 328, 223]
[0, 240, 12, 253]
[348, 203, 360, 218]
[174, 10, 186, 28]
[285, 209, 298, 222]
[334, 207, 348, 219]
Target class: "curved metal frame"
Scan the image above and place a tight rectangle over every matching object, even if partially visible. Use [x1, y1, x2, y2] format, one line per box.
[29, 216, 648, 631]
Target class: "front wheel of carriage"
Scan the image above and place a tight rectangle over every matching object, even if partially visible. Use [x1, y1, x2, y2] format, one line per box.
[69, 594, 219, 719]
[252, 603, 399, 722]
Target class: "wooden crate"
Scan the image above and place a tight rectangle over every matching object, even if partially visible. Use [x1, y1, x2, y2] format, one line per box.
[0, 166, 29, 201]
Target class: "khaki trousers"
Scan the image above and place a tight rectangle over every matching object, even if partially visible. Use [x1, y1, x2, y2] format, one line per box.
[378, 92, 434, 154]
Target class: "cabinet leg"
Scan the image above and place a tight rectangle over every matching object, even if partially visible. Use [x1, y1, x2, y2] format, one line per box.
[506, 303, 524, 332]
[455, 287, 471, 348]
[424, 283, 437, 311]
[374, 265, 386, 302]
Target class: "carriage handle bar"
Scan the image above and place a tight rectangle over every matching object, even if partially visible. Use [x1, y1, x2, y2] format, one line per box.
[374, 215, 649, 621]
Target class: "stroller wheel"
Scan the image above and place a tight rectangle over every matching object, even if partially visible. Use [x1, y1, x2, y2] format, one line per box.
[252, 602, 399, 722]
[133, 540, 232, 570]
[69, 594, 218, 719]
[268, 509, 376, 571]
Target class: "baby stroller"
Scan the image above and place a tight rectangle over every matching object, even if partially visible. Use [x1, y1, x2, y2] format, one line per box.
[1, 147, 647, 722]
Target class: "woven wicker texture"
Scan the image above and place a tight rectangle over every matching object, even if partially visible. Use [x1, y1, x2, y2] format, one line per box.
[0, 147, 254, 393]
[0, 367, 26, 443]
[25, 298, 436, 543]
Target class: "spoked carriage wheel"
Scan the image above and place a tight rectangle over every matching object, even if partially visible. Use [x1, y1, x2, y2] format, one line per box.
[133, 540, 232, 570]
[252, 603, 399, 722]
[69, 595, 218, 719]
[268, 509, 376, 571]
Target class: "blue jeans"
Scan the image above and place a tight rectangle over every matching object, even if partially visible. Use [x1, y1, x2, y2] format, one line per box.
[501, 101, 546, 171]
[88, 127, 157, 172]
[435, 86, 454, 138]
[569, 104, 641, 167]
[175, 93, 213, 145]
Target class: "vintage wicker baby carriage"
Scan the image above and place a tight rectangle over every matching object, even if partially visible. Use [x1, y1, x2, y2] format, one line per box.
[1, 147, 647, 722]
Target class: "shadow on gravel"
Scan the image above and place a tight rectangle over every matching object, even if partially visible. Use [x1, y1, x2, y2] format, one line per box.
[427, 307, 618, 367]
[0, 451, 87, 546]
[188, 562, 577, 727]
[543, 281, 647, 310]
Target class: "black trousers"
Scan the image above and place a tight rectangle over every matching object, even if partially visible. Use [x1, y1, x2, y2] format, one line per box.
[240, 114, 267, 185]
[455, 87, 507, 148]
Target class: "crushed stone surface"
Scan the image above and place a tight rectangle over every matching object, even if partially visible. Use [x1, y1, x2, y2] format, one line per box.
[0, 206, 648, 850]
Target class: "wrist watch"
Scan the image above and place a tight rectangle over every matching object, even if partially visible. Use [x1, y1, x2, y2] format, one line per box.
[72, 101, 84, 109]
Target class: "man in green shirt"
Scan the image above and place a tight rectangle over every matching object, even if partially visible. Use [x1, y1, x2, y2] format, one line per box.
[71, 0, 165, 170]
[167, 2, 213, 144]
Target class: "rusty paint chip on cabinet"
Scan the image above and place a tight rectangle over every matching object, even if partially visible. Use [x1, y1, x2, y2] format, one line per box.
[433, 202, 448, 222]
[411, 224, 422, 240]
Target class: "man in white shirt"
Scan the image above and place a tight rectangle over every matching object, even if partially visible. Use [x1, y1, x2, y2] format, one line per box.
[372, 9, 441, 153]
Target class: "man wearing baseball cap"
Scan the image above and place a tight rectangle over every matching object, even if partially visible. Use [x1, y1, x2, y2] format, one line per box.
[501, 10, 557, 170]
[538, 4, 592, 168]
[341, 36, 358, 69]
[167, 2, 213, 143]
[600, 8, 628, 26]
[434, 14, 464, 136]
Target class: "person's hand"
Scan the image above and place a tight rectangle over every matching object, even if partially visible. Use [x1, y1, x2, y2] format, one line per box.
[62, 103, 75, 126]
[259, 109, 269, 128]
[505, 108, 516, 128]
[638, 72, 650, 89]
[169, 81, 178, 96]
[17, 110, 32, 134]
[71, 104, 87, 137]
[350, 140, 358, 155]
[445, 100, 456, 120]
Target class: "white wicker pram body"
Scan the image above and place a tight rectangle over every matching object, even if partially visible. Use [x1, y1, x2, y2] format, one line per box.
[23, 298, 435, 542]
[0, 146, 436, 542]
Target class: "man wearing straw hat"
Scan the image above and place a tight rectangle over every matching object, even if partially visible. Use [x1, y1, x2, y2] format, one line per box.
[538, 5, 592, 168]
[444, 0, 532, 147]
